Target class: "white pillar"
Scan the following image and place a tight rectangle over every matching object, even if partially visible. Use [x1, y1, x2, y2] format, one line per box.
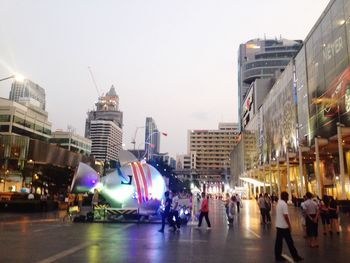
[263, 166, 266, 194]
[337, 124, 346, 200]
[277, 158, 281, 199]
[315, 137, 322, 198]
[298, 144, 304, 197]
[269, 163, 273, 195]
[286, 151, 292, 201]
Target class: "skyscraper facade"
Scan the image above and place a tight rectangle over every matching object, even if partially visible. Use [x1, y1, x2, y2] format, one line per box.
[238, 38, 302, 129]
[145, 117, 160, 160]
[85, 86, 123, 161]
[9, 79, 46, 110]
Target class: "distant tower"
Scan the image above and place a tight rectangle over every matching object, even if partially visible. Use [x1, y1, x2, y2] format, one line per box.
[145, 117, 160, 160]
[85, 85, 123, 161]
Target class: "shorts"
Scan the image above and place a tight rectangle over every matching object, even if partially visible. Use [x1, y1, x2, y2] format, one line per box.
[329, 212, 338, 219]
[320, 213, 330, 225]
[306, 215, 318, 237]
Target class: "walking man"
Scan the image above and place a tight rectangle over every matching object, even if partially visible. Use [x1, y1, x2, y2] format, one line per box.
[159, 191, 172, 233]
[171, 190, 181, 231]
[197, 192, 211, 229]
[236, 194, 241, 213]
[275, 191, 303, 262]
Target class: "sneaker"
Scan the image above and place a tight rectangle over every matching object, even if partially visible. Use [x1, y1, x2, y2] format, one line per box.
[158, 229, 164, 233]
[207, 227, 211, 230]
[293, 256, 304, 262]
[176, 228, 180, 232]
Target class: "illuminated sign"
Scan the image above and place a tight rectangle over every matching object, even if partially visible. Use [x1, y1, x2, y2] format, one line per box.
[323, 36, 343, 62]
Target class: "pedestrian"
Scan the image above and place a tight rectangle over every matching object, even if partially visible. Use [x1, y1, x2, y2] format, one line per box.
[303, 192, 319, 248]
[228, 195, 236, 225]
[197, 192, 211, 229]
[224, 193, 231, 221]
[328, 196, 340, 235]
[320, 195, 330, 235]
[300, 195, 307, 238]
[275, 191, 303, 262]
[236, 194, 242, 213]
[258, 194, 267, 224]
[264, 193, 272, 223]
[171, 190, 181, 231]
[92, 189, 99, 210]
[159, 191, 173, 233]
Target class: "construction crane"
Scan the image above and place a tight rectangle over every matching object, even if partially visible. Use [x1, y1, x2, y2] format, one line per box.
[88, 66, 101, 97]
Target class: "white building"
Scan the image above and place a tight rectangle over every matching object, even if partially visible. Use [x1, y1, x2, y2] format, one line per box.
[85, 86, 123, 161]
[89, 120, 122, 161]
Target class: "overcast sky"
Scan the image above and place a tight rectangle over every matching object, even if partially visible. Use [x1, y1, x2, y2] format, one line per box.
[0, 0, 330, 158]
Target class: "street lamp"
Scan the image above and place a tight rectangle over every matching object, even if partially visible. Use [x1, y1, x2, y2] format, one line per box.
[0, 74, 25, 82]
[142, 131, 167, 160]
[131, 126, 145, 151]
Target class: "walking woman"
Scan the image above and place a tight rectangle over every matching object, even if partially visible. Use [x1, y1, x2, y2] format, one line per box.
[320, 195, 330, 235]
[197, 192, 211, 229]
[328, 196, 340, 235]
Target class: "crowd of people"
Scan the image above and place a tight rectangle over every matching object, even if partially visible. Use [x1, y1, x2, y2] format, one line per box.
[266, 190, 341, 262]
[158, 190, 214, 233]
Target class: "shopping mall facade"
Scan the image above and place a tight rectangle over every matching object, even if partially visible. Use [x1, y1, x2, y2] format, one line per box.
[235, 0, 350, 200]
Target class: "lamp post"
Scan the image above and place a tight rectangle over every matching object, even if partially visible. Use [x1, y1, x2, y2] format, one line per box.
[0, 74, 25, 83]
[143, 131, 167, 161]
[131, 126, 145, 151]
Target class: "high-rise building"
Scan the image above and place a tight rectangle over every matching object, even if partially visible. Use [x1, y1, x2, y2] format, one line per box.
[9, 79, 46, 110]
[145, 117, 160, 160]
[188, 123, 240, 177]
[238, 38, 302, 129]
[85, 86, 123, 161]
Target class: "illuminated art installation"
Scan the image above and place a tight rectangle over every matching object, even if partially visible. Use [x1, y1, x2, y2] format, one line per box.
[70, 151, 166, 215]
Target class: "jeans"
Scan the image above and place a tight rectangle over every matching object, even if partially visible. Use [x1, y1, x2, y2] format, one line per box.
[275, 227, 300, 259]
[160, 210, 171, 231]
[198, 212, 211, 227]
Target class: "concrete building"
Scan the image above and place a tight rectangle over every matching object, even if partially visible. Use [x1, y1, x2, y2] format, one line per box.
[238, 38, 302, 129]
[9, 79, 46, 110]
[0, 97, 51, 141]
[85, 86, 123, 161]
[188, 123, 240, 187]
[176, 154, 191, 170]
[50, 130, 91, 155]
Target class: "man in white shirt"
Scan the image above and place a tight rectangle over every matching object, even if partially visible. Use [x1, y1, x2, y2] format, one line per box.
[275, 191, 303, 262]
[171, 190, 181, 231]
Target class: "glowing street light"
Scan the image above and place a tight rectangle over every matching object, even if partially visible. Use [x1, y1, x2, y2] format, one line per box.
[0, 74, 25, 82]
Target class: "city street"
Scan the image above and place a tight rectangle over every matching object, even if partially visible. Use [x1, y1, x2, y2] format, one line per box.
[1, 200, 350, 263]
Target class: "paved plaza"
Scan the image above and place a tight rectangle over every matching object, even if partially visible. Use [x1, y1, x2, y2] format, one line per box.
[0, 200, 349, 263]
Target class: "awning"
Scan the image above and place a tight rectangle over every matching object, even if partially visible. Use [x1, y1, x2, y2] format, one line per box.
[240, 177, 271, 187]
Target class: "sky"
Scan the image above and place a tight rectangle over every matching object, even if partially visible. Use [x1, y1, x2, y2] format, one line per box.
[0, 0, 330, 158]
